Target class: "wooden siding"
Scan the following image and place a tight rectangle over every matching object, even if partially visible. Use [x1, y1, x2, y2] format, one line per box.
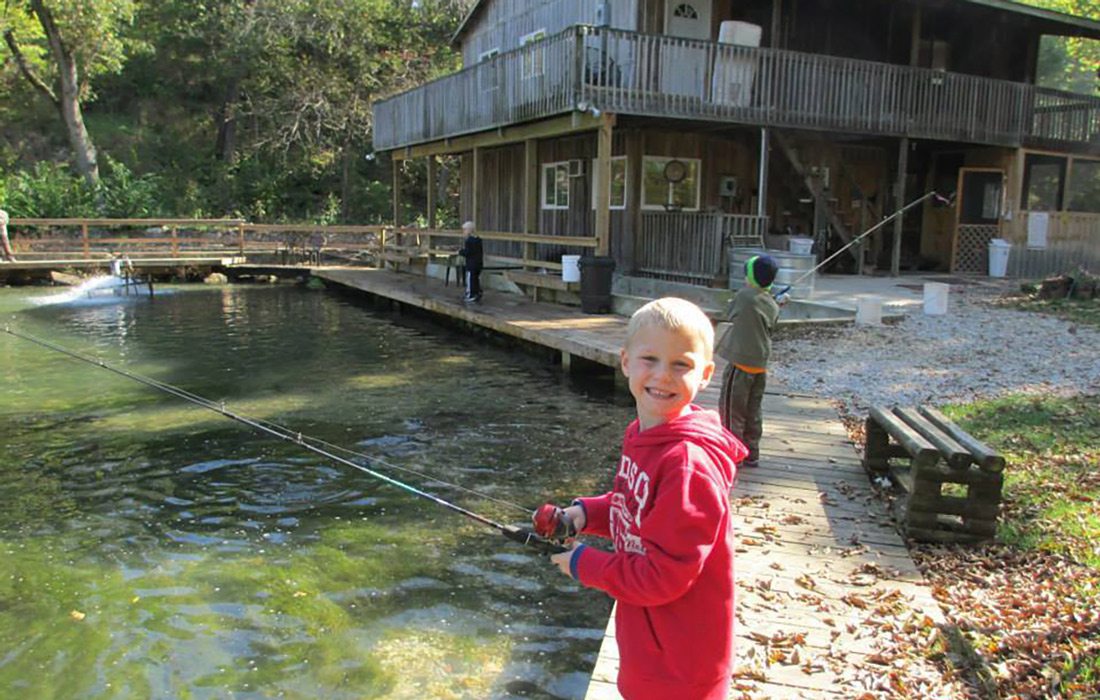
[461, 0, 639, 66]
[372, 26, 1100, 154]
[636, 211, 768, 284]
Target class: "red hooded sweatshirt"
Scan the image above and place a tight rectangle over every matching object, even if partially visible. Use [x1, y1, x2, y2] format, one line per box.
[571, 406, 746, 700]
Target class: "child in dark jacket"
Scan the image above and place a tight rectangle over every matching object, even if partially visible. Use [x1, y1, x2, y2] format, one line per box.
[716, 254, 782, 468]
[541, 297, 747, 700]
[458, 221, 484, 303]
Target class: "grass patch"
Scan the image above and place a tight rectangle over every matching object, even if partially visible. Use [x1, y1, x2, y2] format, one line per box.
[944, 393, 1100, 567]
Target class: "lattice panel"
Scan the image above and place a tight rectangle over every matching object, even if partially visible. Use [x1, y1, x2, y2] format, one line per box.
[953, 224, 1001, 273]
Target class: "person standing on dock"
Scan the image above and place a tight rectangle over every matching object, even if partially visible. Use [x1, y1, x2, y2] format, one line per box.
[717, 254, 783, 469]
[540, 298, 747, 700]
[0, 210, 15, 262]
[458, 220, 483, 303]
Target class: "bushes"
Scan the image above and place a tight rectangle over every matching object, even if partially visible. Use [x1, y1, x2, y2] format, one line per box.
[0, 157, 162, 218]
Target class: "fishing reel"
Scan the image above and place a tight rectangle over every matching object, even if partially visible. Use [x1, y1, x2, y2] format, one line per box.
[532, 503, 578, 542]
[772, 284, 792, 305]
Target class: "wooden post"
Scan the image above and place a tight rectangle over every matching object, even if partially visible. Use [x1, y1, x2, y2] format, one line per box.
[392, 158, 402, 229]
[82, 222, 89, 260]
[471, 146, 481, 228]
[909, 5, 922, 66]
[427, 156, 437, 230]
[237, 222, 245, 256]
[757, 127, 769, 218]
[892, 138, 909, 276]
[770, 0, 782, 48]
[171, 227, 179, 258]
[594, 113, 615, 257]
[524, 139, 538, 235]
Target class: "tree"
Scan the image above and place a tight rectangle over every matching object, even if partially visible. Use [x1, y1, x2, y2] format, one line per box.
[1020, 0, 1100, 94]
[2, 0, 143, 189]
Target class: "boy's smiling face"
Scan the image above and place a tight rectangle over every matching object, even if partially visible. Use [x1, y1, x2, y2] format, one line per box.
[621, 324, 715, 431]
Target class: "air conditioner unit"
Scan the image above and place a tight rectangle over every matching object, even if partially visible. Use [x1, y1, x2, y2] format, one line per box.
[568, 159, 585, 177]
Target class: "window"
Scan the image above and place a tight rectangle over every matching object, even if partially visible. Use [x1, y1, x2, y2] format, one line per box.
[641, 157, 701, 210]
[520, 29, 547, 78]
[590, 156, 628, 210]
[1022, 154, 1067, 211]
[477, 48, 500, 92]
[542, 161, 570, 209]
[1068, 159, 1100, 213]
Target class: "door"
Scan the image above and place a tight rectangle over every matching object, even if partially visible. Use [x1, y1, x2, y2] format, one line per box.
[952, 168, 1004, 273]
[661, 0, 713, 96]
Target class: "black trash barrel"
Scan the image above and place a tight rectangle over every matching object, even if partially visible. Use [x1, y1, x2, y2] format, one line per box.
[579, 255, 615, 314]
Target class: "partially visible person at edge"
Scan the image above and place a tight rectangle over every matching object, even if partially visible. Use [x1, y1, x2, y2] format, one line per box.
[0, 209, 15, 262]
[458, 220, 483, 303]
[717, 254, 785, 469]
[540, 297, 747, 700]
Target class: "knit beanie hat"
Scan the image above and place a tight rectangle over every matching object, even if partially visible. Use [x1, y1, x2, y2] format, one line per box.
[746, 255, 778, 289]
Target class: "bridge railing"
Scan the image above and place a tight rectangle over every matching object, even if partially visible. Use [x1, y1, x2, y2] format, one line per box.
[6, 218, 596, 270]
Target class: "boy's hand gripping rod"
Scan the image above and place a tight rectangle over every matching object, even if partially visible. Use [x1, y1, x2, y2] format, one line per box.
[771, 191, 950, 300]
[2, 326, 568, 556]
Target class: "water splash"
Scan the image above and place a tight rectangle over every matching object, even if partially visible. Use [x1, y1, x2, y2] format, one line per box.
[31, 275, 155, 306]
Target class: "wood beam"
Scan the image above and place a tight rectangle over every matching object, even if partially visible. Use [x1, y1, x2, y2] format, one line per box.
[594, 113, 616, 257]
[770, 0, 782, 48]
[390, 113, 604, 161]
[909, 5, 922, 66]
[892, 137, 910, 276]
[524, 139, 538, 234]
[426, 156, 437, 230]
[472, 146, 481, 226]
[392, 158, 402, 227]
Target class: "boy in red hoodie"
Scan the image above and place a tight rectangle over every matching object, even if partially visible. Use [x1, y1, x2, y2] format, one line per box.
[542, 297, 747, 700]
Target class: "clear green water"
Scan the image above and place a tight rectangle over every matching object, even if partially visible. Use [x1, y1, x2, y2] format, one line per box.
[0, 283, 632, 699]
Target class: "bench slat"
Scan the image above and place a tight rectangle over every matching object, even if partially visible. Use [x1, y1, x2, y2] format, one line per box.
[868, 405, 939, 467]
[894, 407, 973, 470]
[918, 406, 1006, 473]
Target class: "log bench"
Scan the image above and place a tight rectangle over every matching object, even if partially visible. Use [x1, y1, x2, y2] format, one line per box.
[864, 405, 1006, 544]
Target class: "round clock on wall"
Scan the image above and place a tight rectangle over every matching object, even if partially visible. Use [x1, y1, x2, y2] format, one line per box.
[663, 159, 687, 183]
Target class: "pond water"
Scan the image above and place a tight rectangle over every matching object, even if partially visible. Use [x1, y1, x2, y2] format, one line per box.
[0, 283, 634, 699]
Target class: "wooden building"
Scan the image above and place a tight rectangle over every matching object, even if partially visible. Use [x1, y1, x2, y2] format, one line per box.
[373, 0, 1100, 285]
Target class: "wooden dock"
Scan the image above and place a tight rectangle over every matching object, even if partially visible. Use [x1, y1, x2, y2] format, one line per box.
[314, 267, 948, 699]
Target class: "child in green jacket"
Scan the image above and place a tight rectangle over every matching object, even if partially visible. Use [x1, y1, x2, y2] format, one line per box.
[716, 255, 782, 468]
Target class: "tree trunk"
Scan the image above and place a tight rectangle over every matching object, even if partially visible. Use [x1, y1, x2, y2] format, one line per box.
[30, 0, 99, 189]
[215, 78, 241, 162]
[0, 210, 16, 262]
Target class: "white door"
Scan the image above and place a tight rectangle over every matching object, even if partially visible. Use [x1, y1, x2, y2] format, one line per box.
[662, 0, 713, 96]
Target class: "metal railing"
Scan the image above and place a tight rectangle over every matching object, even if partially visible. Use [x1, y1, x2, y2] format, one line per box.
[373, 25, 1100, 151]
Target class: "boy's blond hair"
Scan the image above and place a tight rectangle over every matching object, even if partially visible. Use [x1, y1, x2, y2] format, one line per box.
[625, 297, 715, 360]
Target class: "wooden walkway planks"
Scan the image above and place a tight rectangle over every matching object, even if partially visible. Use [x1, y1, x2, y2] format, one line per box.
[311, 267, 946, 700]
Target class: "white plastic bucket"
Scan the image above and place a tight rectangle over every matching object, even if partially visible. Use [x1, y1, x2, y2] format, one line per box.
[561, 255, 581, 283]
[988, 238, 1011, 278]
[923, 282, 949, 316]
[789, 237, 813, 255]
[855, 298, 882, 326]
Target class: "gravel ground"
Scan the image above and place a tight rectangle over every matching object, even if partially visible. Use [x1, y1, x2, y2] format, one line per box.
[771, 285, 1100, 417]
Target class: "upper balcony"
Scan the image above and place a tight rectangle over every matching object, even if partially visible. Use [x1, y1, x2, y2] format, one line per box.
[373, 25, 1100, 154]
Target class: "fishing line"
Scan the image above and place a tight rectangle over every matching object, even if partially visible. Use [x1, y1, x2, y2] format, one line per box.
[2, 326, 565, 555]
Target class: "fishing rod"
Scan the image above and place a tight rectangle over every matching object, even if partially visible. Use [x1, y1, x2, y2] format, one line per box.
[2, 326, 567, 556]
[772, 190, 951, 300]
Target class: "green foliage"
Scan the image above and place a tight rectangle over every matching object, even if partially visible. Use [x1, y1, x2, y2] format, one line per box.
[2, 161, 96, 217]
[1, 156, 162, 217]
[1021, 0, 1100, 93]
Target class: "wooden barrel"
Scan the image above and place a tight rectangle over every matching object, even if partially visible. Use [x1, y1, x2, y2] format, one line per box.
[729, 247, 816, 298]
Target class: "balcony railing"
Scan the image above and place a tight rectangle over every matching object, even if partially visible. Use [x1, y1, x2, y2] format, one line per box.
[373, 26, 1100, 152]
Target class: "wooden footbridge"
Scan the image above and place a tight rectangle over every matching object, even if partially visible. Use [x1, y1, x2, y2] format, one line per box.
[312, 267, 949, 699]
